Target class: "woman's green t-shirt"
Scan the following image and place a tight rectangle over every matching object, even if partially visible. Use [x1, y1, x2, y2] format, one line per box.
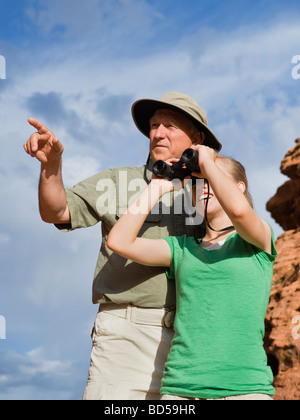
[162, 231, 277, 399]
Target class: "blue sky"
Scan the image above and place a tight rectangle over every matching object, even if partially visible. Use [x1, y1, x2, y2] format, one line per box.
[1, 0, 300, 400]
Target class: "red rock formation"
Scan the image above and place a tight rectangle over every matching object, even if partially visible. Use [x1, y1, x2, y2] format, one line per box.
[265, 138, 300, 400]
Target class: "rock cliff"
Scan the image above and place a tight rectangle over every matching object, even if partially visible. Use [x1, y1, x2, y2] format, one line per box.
[265, 138, 300, 400]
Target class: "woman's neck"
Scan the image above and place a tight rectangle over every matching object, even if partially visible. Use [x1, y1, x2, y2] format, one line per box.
[202, 212, 234, 239]
[202, 224, 235, 245]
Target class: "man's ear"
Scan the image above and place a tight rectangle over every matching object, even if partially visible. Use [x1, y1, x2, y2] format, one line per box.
[193, 131, 205, 145]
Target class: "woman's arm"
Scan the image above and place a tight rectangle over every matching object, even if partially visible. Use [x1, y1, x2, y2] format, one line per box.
[193, 145, 272, 254]
[107, 178, 173, 267]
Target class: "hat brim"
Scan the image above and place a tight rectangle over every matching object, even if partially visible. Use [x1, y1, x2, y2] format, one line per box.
[132, 98, 222, 152]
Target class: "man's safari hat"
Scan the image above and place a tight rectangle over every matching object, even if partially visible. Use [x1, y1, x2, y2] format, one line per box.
[131, 91, 222, 151]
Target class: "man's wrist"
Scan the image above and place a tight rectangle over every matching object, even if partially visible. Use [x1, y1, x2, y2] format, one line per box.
[41, 157, 62, 176]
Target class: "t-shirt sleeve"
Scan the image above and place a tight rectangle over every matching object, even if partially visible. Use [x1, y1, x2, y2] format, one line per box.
[163, 236, 178, 280]
[269, 226, 277, 260]
[55, 169, 115, 232]
[257, 224, 278, 263]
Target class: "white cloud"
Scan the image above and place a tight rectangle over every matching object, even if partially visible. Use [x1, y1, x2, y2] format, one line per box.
[247, 165, 288, 238]
[21, 347, 71, 377]
[63, 156, 102, 186]
[25, 0, 162, 52]
[0, 347, 75, 400]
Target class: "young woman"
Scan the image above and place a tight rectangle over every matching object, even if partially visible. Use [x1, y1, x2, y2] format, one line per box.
[107, 145, 277, 400]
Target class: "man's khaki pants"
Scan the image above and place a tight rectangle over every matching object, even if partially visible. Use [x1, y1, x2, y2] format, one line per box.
[83, 305, 174, 400]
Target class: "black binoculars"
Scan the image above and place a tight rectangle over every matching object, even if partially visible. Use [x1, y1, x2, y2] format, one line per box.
[152, 148, 200, 180]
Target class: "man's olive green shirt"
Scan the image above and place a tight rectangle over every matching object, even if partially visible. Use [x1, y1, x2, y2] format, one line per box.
[56, 164, 197, 308]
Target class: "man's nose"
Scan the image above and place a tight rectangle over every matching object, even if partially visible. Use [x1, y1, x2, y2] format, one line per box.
[154, 124, 168, 139]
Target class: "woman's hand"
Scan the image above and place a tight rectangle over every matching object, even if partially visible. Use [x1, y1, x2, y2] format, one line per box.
[189, 145, 218, 179]
[150, 158, 185, 195]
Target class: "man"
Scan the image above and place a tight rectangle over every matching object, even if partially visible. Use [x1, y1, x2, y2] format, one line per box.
[24, 92, 222, 400]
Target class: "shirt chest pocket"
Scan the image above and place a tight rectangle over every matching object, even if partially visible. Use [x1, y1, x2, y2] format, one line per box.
[116, 202, 162, 238]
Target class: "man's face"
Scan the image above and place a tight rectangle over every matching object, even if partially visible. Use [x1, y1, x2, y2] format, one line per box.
[149, 109, 202, 162]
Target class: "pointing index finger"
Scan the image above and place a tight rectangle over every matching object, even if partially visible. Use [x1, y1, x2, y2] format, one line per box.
[28, 118, 50, 134]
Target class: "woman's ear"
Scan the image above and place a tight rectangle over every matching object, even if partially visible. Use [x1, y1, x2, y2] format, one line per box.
[237, 181, 246, 194]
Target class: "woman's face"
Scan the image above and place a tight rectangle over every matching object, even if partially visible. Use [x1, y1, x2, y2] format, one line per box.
[192, 158, 245, 217]
[192, 178, 218, 217]
[192, 158, 231, 217]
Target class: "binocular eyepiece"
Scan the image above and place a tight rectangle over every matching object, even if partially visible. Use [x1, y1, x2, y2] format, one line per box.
[152, 148, 200, 180]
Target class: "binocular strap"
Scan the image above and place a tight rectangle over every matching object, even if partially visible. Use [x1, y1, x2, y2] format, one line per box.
[204, 179, 235, 234]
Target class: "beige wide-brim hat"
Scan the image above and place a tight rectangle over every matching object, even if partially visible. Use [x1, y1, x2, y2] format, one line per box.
[132, 91, 222, 152]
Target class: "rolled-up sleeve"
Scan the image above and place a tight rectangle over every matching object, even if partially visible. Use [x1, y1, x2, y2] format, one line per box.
[55, 169, 114, 232]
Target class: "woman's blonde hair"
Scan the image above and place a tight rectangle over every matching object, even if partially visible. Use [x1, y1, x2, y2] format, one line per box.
[194, 154, 253, 241]
[217, 155, 253, 208]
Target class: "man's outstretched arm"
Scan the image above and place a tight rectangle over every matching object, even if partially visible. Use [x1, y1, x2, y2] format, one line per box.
[24, 118, 71, 224]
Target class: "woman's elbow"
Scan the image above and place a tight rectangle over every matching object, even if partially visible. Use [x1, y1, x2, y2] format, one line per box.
[107, 233, 126, 254]
[107, 234, 117, 252]
[230, 202, 251, 222]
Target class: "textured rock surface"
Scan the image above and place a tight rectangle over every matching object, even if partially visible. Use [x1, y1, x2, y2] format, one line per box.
[265, 138, 300, 400]
[266, 138, 300, 231]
